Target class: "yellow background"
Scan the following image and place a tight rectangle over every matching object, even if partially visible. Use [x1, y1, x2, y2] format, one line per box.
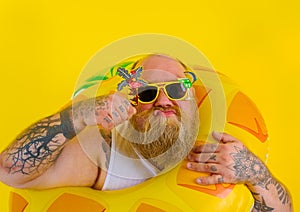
[0, 0, 299, 211]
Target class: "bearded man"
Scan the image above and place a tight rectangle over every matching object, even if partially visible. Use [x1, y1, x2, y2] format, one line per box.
[0, 54, 292, 211]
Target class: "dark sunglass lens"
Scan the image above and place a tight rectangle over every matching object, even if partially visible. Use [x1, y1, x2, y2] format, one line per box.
[137, 86, 158, 102]
[166, 83, 187, 99]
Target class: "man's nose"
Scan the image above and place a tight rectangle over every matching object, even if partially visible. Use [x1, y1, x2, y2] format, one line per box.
[154, 89, 174, 107]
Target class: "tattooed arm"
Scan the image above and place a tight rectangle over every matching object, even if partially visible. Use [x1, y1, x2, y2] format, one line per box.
[187, 132, 292, 212]
[0, 93, 136, 188]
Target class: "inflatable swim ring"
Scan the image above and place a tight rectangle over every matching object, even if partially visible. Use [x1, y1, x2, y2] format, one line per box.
[9, 54, 269, 211]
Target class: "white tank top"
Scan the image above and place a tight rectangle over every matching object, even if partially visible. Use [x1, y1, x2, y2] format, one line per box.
[102, 131, 159, 190]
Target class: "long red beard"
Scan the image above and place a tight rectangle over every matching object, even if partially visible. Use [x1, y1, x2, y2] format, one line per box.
[129, 107, 181, 158]
[115, 105, 199, 172]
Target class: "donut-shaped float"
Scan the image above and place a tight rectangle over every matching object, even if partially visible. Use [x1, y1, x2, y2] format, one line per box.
[9, 54, 268, 212]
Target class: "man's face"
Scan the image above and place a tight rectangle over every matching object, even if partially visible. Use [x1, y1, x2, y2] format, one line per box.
[136, 55, 190, 115]
[118, 55, 200, 173]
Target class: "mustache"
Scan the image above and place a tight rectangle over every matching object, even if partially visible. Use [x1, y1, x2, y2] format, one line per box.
[135, 106, 181, 118]
[131, 106, 181, 132]
[154, 106, 180, 111]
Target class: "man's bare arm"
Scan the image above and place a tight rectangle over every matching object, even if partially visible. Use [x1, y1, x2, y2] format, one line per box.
[0, 112, 72, 186]
[0, 93, 136, 188]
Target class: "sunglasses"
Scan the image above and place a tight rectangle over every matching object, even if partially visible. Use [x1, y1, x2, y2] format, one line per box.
[137, 78, 193, 104]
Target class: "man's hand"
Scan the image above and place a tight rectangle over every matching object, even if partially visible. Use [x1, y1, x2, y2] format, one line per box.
[187, 131, 270, 186]
[187, 132, 293, 211]
[72, 93, 137, 132]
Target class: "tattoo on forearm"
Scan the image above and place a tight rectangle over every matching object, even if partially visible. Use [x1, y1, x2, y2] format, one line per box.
[267, 178, 291, 205]
[60, 108, 76, 139]
[230, 145, 292, 207]
[276, 182, 290, 204]
[229, 145, 271, 187]
[253, 196, 275, 211]
[5, 114, 68, 175]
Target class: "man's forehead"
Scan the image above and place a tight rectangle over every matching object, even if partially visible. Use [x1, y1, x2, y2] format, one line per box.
[141, 69, 185, 83]
[139, 56, 186, 81]
[140, 55, 185, 70]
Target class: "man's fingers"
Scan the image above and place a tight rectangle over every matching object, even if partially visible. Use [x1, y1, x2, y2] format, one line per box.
[187, 162, 221, 174]
[195, 174, 225, 185]
[188, 152, 219, 163]
[212, 131, 237, 143]
[127, 103, 137, 118]
[192, 132, 238, 154]
[192, 143, 220, 153]
[100, 115, 114, 130]
[111, 94, 136, 123]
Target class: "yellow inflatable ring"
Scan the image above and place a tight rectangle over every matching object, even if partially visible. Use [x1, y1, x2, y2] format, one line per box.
[9, 54, 269, 212]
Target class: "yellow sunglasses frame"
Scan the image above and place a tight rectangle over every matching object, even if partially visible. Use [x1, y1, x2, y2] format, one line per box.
[137, 78, 191, 104]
